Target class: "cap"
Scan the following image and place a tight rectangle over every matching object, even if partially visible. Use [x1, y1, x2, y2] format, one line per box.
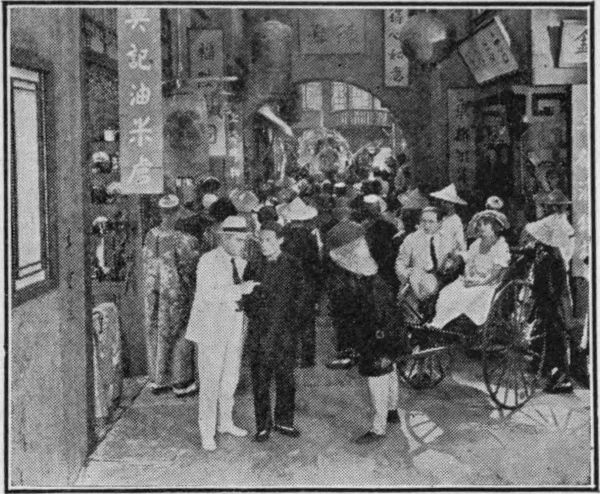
[158, 194, 180, 209]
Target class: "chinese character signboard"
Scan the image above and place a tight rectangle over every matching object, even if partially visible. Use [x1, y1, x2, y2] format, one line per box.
[299, 11, 365, 55]
[458, 16, 518, 84]
[559, 20, 588, 67]
[384, 9, 409, 87]
[189, 30, 224, 77]
[118, 7, 163, 194]
[448, 89, 477, 190]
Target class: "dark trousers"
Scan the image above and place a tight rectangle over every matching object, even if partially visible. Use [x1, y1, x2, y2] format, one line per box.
[298, 305, 317, 363]
[250, 352, 296, 431]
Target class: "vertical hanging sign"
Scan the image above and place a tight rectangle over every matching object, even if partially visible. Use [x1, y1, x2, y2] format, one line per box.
[118, 7, 163, 194]
[447, 89, 477, 190]
[384, 10, 410, 87]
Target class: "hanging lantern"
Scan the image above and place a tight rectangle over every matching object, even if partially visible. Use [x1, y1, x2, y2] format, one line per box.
[247, 19, 293, 103]
[163, 81, 210, 180]
[397, 12, 455, 64]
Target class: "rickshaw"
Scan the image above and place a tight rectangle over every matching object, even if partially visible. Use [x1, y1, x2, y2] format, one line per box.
[397, 245, 546, 410]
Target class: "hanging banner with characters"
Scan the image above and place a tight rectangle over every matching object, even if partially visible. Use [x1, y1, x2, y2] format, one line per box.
[384, 9, 410, 87]
[118, 7, 163, 194]
[447, 89, 477, 190]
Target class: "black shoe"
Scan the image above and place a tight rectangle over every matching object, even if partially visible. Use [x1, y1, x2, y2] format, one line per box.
[387, 410, 400, 424]
[355, 431, 385, 444]
[544, 370, 574, 394]
[254, 429, 270, 442]
[273, 424, 301, 437]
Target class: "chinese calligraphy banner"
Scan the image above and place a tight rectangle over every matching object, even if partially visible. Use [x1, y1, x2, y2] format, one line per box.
[299, 11, 365, 55]
[189, 29, 224, 77]
[458, 16, 518, 84]
[447, 89, 477, 190]
[559, 20, 588, 67]
[118, 7, 163, 194]
[384, 10, 409, 87]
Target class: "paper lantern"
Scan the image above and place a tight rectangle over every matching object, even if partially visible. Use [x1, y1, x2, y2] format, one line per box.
[397, 12, 454, 64]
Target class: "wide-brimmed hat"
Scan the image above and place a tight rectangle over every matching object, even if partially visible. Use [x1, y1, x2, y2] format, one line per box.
[158, 194, 180, 209]
[231, 190, 260, 213]
[539, 189, 571, 205]
[326, 220, 365, 251]
[471, 209, 510, 230]
[524, 213, 574, 256]
[201, 175, 221, 191]
[430, 183, 467, 205]
[398, 188, 429, 210]
[280, 197, 318, 221]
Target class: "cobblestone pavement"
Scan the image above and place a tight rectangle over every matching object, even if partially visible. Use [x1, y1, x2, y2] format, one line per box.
[76, 311, 593, 488]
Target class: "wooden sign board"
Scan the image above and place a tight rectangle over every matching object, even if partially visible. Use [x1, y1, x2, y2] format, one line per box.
[384, 10, 409, 87]
[118, 7, 163, 194]
[189, 29, 224, 77]
[299, 11, 365, 55]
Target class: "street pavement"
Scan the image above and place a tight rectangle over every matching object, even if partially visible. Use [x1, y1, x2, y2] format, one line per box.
[76, 310, 593, 488]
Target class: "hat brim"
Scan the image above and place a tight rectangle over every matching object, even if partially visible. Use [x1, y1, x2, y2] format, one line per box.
[430, 191, 467, 205]
[472, 210, 510, 230]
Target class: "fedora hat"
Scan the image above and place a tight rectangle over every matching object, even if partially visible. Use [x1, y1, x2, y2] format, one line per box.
[280, 197, 318, 221]
[221, 215, 248, 233]
[430, 183, 467, 205]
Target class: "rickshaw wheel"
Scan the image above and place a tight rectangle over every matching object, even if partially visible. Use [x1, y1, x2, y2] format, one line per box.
[482, 279, 543, 410]
[399, 347, 453, 390]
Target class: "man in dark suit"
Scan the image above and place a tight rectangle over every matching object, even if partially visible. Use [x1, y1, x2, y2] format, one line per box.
[243, 221, 305, 442]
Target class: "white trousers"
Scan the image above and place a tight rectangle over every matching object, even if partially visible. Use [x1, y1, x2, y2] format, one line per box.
[367, 366, 399, 435]
[196, 315, 246, 442]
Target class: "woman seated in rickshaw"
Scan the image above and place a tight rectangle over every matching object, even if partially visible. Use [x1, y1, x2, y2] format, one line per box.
[427, 209, 511, 331]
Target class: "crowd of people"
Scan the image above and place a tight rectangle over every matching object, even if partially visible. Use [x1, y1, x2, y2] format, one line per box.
[141, 164, 584, 451]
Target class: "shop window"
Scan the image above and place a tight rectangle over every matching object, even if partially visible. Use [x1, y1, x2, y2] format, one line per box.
[10, 66, 55, 301]
[301, 82, 322, 111]
[331, 81, 348, 111]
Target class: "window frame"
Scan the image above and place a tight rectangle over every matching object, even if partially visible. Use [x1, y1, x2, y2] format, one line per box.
[10, 50, 58, 306]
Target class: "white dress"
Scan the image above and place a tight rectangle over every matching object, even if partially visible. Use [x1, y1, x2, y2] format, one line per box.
[430, 237, 510, 328]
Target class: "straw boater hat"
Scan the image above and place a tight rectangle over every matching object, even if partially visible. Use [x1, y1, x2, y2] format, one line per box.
[471, 209, 510, 231]
[398, 188, 430, 210]
[280, 197, 318, 222]
[221, 215, 248, 233]
[430, 183, 467, 205]
[158, 194, 180, 209]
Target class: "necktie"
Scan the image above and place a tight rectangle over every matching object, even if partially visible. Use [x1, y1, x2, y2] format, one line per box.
[231, 258, 242, 285]
[430, 236, 438, 273]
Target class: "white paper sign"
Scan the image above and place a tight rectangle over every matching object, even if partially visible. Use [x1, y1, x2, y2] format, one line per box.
[559, 20, 588, 67]
[459, 16, 518, 84]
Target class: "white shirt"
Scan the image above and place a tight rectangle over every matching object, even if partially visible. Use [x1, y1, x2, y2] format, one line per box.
[395, 229, 456, 279]
[440, 213, 466, 253]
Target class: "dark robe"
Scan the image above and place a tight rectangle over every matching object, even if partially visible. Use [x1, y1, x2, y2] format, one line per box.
[327, 263, 405, 376]
[282, 223, 322, 363]
[243, 252, 305, 430]
[531, 243, 571, 375]
[364, 218, 399, 291]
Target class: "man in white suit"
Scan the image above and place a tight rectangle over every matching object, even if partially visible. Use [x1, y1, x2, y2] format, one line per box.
[186, 215, 259, 451]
